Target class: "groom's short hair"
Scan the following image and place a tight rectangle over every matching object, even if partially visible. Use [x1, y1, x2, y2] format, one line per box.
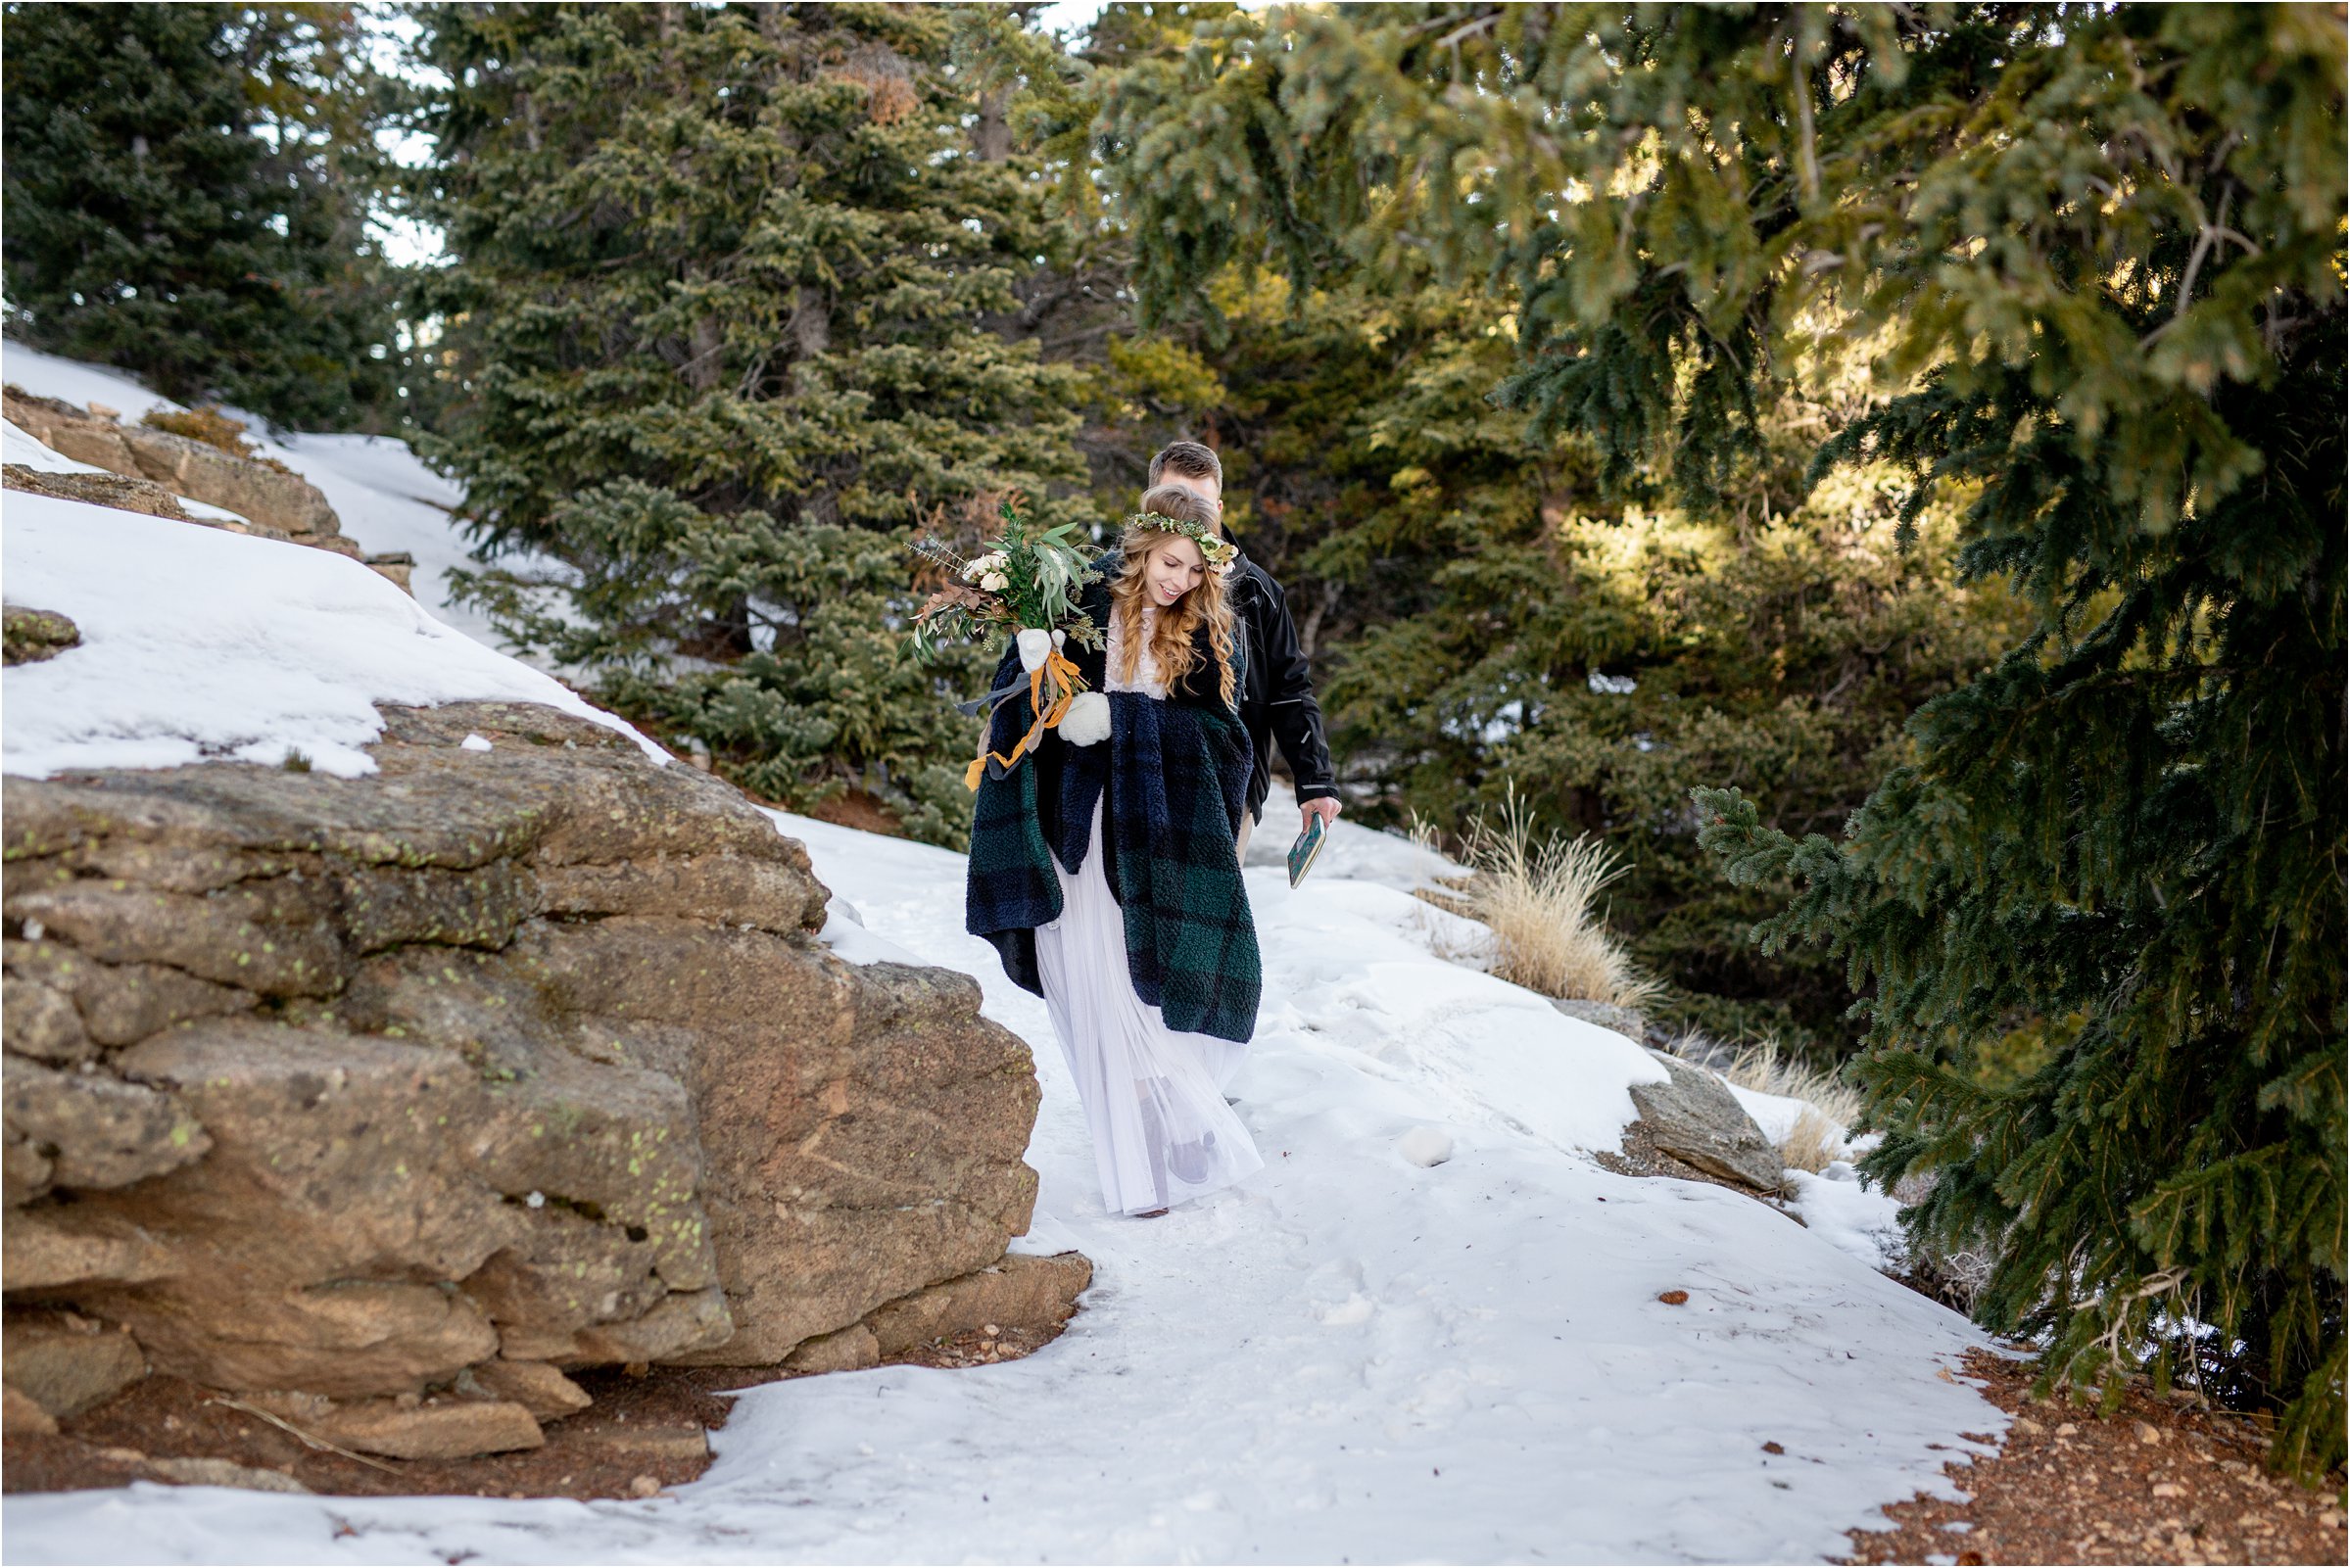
[1137, 484, 1221, 529]
[1148, 441, 1223, 489]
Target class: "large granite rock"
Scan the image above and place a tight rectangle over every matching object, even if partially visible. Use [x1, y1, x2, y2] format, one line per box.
[3, 701, 1047, 1445]
[1, 387, 414, 592]
[862, 1251, 1094, 1357]
[1, 466, 192, 524]
[3, 388, 334, 538]
[3, 389, 145, 474]
[1626, 1050, 1784, 1191]
[118, 424, 337, 538]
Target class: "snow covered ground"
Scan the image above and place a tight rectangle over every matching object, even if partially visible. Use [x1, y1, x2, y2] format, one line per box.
[4, 344, 527, 652]
[0, 353, 1998, 1565]
[1, 495, 662, 779]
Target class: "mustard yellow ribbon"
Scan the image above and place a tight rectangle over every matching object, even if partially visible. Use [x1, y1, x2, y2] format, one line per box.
[966, 645, 1087, 791]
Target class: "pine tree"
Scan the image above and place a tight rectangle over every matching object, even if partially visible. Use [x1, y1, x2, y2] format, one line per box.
[412, 2, 1088, 844]
[1100, 3, 2346, 1471]
[2, 2, 402, 428]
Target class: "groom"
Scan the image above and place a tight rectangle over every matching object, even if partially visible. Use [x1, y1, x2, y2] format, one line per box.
[1148, 441, 1342, 858]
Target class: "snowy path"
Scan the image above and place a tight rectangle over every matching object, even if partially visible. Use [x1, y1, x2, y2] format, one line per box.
[4, 812, 2001, 1565]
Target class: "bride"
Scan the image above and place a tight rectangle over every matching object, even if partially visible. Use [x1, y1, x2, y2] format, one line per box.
[965, 485, 1266, 1217]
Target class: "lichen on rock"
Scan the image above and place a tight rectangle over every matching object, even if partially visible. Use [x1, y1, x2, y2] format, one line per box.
[2, 606, 81, 667]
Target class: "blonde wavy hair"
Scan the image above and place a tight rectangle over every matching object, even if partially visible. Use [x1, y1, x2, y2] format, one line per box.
[1112, 484, 1239, 710]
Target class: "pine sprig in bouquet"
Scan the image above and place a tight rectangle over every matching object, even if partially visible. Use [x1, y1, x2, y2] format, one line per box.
[909, 498, 1110, 786]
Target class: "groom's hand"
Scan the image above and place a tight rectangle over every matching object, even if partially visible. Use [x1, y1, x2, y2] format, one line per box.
[1302, 796, 1341, 832]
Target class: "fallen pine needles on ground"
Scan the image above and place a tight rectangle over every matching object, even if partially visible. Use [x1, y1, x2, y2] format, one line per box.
[1843, 1347, 2347, 1566]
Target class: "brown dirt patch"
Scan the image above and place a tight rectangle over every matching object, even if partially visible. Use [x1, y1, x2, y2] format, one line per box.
[5, 1322, 1065, 1502]
[1844, 1347, 2347, 1566]
[795, 786, 904, 837]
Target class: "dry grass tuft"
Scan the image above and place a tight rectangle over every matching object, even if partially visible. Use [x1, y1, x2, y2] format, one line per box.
[140, 405, 294, 473]
[1414, 787, 1657, 1010]
[1722, 1036, 1865, 1123]
[1718, 1036, 1865, 1171]
[1778, 1106, 1845, 1174]
[142, 405, 254, 455]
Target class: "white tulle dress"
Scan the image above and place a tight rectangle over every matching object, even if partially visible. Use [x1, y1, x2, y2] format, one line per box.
[1033, 607, 1266, 1215]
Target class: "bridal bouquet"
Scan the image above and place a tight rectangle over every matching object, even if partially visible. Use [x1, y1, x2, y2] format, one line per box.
[908, 499, 1100, 659]
[909, 499, 1112, 784]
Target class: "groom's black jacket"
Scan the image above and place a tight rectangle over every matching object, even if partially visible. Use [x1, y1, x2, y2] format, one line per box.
[1226, 551, 1337, 823]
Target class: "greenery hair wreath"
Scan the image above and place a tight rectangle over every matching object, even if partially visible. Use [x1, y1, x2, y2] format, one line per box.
[1125, 510, 1238, 570]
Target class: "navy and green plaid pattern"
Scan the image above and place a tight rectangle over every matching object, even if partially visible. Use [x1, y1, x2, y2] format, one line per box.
[1106, 692, 1259, 1040]
[965, 636, 1061, 959]
[965, 586, 1261, 1044]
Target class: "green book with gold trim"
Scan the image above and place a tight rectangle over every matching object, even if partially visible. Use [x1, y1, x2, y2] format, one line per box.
[1287, 814, 1328, 888]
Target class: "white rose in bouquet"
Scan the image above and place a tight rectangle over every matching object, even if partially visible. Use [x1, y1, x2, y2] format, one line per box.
[961, 550, 1012, 585]
[905, 500, 1098, 707]
[1058, 689, 1111, 746]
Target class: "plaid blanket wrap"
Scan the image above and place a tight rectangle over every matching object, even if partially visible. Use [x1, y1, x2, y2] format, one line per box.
[964, 591, 1261, 1045]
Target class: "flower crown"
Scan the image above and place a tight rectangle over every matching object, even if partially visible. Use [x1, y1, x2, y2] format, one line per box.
[1126, 510, 1238, 570]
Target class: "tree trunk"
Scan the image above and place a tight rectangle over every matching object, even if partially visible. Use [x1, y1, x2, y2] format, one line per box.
[688, 311, 724, 393]
[973, 86, 1012, 163]
[1298, 578, 1341, 661]
[792, 285, 830, 359]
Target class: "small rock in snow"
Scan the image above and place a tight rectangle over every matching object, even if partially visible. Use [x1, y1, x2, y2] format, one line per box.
[460, 734, 494, 751]
[1398, 1126, 1454, 1167]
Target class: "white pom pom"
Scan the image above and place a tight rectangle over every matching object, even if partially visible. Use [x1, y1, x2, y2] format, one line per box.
[1058, 690, 1112, 746]
[1016, 627, 1052, 670]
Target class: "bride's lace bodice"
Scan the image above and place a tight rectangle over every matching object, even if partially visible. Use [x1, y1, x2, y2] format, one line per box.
[1102, 603, 1170, 698]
